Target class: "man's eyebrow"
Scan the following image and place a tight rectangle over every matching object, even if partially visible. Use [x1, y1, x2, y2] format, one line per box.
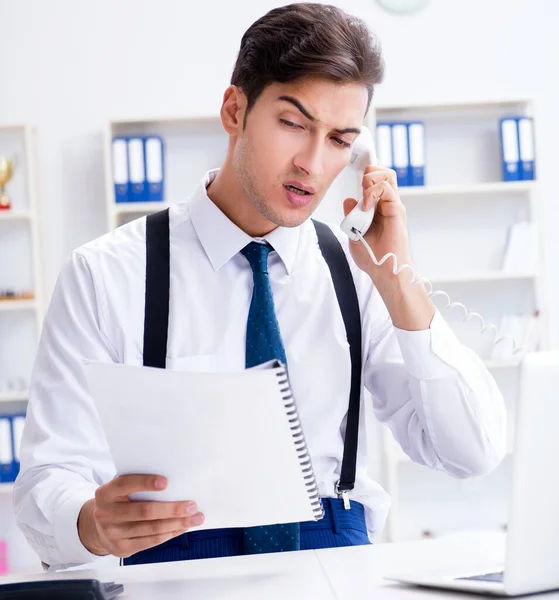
[276, 95, 362, 135]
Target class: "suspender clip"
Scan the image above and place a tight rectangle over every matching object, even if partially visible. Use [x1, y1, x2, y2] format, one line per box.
[335, 480, 351, 510]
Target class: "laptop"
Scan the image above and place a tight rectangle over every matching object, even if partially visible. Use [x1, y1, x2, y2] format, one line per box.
[386, 351, 559, 596]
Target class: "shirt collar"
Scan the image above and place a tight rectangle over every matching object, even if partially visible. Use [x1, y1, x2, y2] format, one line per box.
[188, 169, 299, 275]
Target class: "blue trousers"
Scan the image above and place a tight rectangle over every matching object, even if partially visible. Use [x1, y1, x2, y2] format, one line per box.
[123, 497, 370, 565]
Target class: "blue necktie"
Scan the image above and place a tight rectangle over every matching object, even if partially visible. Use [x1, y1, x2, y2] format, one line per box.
[240, 242, 301, 554]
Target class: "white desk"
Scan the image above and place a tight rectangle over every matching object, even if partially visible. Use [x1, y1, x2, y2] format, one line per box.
[0, 531, 556, 599]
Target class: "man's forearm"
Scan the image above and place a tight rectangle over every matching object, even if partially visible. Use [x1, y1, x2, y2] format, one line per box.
[372, 271, 435, 331]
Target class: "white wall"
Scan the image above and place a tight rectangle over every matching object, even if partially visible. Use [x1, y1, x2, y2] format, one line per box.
[2, 0, 558, 345]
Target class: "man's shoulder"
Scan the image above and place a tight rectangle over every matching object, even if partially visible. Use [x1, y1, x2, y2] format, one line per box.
[74, 214, 148, 266]
[74, 200, 191, 267]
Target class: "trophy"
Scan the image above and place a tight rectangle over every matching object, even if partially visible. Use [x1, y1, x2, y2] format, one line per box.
[0, 156, 16, 210]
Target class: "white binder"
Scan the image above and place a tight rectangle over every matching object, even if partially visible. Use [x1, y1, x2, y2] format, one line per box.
[392, 123, 410, 186]
[111, 138, 129, 202]
[128, 137, 147, 201]
[12, 416, 25, 464]
[518, 117, 535, 180]
[145, 137, 164, 202]
[500, 118, 520, 181]
[0, 418, 13, 466]
[407, 122, 425, 186]
[375, 123, 393, 168]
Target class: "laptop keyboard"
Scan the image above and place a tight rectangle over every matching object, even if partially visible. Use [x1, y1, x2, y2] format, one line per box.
[457, 571, 504, 583]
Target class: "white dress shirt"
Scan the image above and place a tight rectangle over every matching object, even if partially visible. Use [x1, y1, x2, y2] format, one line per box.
[14, 169, 506, 569]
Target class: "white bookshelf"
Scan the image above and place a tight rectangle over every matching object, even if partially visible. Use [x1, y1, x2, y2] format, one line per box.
[369, 97, 545, 543]
[0, 124, 43, 406]
[0, 124, 42, 573]
[103, 115, 226, 230]
[102, 100, 545, 545]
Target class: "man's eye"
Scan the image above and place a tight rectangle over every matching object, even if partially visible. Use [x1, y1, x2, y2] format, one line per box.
[333, 137, 351, 149]
[280, 119, 300, 128]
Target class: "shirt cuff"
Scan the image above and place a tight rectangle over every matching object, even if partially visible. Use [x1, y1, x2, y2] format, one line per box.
[53, 486, 105, 566]
[393, 308, 472, 380]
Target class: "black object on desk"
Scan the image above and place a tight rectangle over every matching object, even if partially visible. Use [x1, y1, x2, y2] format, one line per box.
[0, 578, 123, 599]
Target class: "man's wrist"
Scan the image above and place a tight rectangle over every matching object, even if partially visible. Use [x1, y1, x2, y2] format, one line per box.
[371, 270, 435, 331]
[78, 499, 109, 557]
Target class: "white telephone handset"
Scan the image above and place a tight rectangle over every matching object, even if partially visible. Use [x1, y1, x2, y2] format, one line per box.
[339, 126, 532, 358]
[340, 126, 378, 241]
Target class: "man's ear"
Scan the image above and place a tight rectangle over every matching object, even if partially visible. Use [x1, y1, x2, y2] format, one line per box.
[220, 85, 247, 136]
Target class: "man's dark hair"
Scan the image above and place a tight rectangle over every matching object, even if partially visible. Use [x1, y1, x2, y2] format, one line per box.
[231, 3, 384, 128]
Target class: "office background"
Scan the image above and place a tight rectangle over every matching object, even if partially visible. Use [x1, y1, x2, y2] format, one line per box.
[1, 0, 556, 313]
[0, 0, 556, 573]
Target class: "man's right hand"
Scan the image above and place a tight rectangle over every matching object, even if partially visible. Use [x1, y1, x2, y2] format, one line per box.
[78, 475, 205, 558]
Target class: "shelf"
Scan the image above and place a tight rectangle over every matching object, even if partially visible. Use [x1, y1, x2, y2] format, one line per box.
[113, 202, 169, 214]
[110, 114, 220, 126]
[0, 123, 26, 132]
[0, 210, 33, 221]
[375, 97, 532, 112]
[0, 299, 37, 312]
[427, 270, 538, 284]
[394, 446, 514, 466]
[484, 358, 523, 369]
[400, 181, 536, 199]
[0, 391, 28, 403]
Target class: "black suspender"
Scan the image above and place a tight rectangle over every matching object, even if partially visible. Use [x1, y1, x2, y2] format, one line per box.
[311, 220, 362, 505]
[143, 209, 171, 369]
[143, 209, 363, 499]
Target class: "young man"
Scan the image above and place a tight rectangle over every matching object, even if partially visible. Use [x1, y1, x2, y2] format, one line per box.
[15, 3, 505, 570]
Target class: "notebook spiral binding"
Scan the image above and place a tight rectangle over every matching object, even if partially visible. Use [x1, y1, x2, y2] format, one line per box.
[275, 363, 325, 521]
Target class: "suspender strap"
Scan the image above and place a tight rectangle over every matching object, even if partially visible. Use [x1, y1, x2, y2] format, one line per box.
[312, 220, 363, 496]
[143, 209, 171, 368]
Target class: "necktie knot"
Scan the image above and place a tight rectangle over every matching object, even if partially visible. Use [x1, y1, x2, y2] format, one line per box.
[241, 242, 272, 274]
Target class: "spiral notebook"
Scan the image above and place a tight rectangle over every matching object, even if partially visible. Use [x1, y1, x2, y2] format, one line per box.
[83, 359, 324, 531]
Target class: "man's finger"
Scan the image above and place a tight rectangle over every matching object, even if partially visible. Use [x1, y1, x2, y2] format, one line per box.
[342, 197, 359, 217]
[107, 514, 204, 540]
[112, 528, 187, 558]
[95, 500, 198, 523]
[99, 475, 167, 502]
[363, 169, 397, 189]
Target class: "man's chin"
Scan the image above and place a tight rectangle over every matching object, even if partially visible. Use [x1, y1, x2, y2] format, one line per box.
[268, 209, 314, 229]
[270, 198, 323, 227]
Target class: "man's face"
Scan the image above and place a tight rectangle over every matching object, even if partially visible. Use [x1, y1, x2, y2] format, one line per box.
[232, 77, 368, 228]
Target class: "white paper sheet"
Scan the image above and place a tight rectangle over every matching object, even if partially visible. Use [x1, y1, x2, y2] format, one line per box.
[84, 360, 321, 531]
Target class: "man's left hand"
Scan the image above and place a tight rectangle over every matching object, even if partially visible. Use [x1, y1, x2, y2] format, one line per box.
[343, 165, 411, 285]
